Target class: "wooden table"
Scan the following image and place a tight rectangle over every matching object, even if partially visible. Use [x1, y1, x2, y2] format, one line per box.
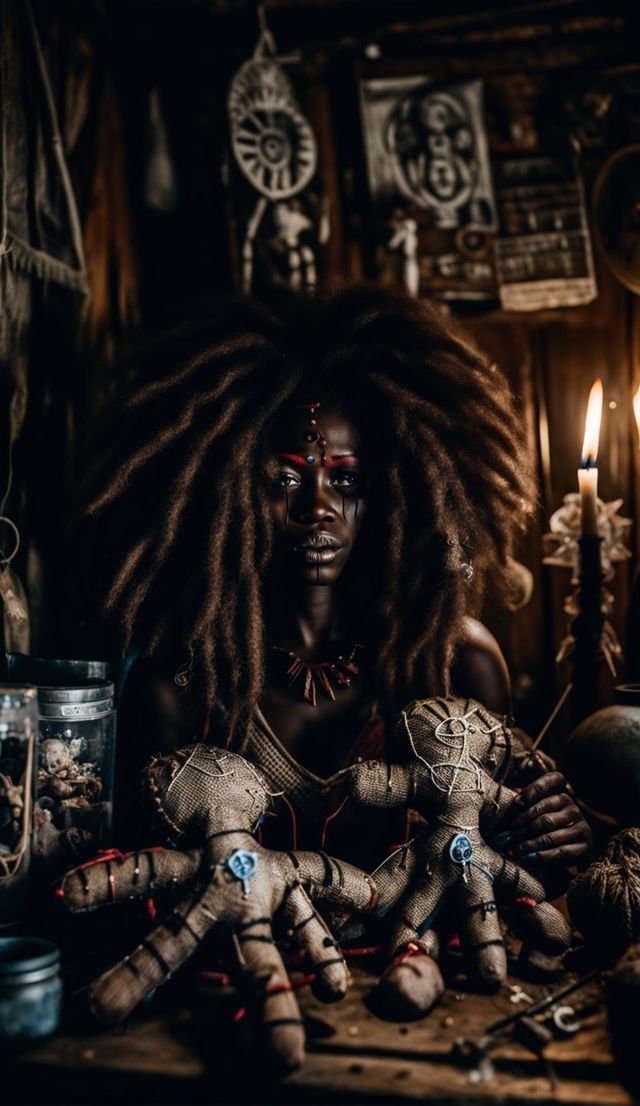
[3, 966, 632, 1105]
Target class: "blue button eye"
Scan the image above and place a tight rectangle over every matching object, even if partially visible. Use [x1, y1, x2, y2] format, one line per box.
[306, 455, 315, 463]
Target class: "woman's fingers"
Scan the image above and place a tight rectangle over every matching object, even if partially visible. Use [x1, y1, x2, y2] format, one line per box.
[230, 916, 306, 1074]
[282, 884, 349, 1002]
[493, 771, 592, 865]
[509, 790, 574, 832]
[512, 820, 591, 862]
[512, 771, 568, 811]
[521, 840, 592, 865]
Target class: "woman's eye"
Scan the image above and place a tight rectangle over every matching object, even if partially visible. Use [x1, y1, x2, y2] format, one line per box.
[276, 472, 299, 488]
[330, 470, 359, 489]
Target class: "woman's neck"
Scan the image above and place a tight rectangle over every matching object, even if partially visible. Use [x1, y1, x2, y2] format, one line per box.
[267, 583, 340, 657]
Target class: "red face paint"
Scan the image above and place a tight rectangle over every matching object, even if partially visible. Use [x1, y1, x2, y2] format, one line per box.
[325, 455, 359, 468]
[277, 453, 360, 468]
[277, 453, 313, 466]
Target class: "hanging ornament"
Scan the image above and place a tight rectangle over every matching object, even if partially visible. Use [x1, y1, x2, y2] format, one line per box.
[226, 7, 320, 294]
[228, 61, 316, 200]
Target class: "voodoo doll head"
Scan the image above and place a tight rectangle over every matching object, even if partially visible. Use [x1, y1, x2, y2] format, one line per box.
[350, 697, 571, 993]
[146, 744, 272, 846]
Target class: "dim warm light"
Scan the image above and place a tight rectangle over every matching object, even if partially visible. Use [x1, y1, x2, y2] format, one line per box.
[633, 384, 640, 448]
[581, 379, 603, 466]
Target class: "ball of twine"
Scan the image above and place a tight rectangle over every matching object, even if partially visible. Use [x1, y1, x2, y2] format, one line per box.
[568, 828, 640, 962]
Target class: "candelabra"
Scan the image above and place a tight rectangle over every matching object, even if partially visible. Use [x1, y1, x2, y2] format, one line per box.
[543, 495, 630, 729]
[555, 536, 620, 728]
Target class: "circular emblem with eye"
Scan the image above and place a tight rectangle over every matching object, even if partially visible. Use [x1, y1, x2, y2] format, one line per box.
[449, 832, 474, 865]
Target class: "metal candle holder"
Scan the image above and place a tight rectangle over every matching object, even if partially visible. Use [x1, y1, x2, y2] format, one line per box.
[564, 535, 618, 722]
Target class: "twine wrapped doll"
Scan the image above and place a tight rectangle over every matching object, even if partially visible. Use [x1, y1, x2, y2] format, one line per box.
[349, 697, 571, 1009]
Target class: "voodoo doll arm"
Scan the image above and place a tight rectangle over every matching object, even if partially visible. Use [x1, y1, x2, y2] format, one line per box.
[61, 846, 202, 910]
[349, 697, 571, 1004]
[59, 745, 375, 1073]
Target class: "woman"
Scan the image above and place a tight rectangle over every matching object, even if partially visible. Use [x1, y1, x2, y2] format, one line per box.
[86, 286, 589, 1026]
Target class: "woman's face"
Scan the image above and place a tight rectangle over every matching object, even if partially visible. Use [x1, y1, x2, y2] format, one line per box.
[267, 404, 365, 585]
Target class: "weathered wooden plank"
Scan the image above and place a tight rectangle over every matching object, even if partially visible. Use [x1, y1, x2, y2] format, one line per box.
[285, 1050, 633, 1105]
[298, 969, 615, 1070]
[12, 970, 620, 1096]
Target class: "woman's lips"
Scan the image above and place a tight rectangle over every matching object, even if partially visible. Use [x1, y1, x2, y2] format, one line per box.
[292, 532, 343, 564]
[300, 546, 341, 564]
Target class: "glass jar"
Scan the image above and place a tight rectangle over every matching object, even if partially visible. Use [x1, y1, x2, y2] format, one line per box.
[34, 680, 115, 875]
[0, 685, 38, 929]
[0, 937, 62, 1040]
[5, 657, 116, 876]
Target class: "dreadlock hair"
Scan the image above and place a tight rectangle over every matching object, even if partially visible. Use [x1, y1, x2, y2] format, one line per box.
[84, 285, 536, 748]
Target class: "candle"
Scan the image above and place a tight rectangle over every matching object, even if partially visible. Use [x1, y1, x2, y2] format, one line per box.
[578, 379, 603, 537]
[633, 384, 640, 448]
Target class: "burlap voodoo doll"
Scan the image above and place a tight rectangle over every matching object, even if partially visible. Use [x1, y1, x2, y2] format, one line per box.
[59, 745, 376, 1072]
[349, 696, 571, 1004]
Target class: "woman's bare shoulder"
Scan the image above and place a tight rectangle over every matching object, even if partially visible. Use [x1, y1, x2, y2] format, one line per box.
[452, 617, 512, 716]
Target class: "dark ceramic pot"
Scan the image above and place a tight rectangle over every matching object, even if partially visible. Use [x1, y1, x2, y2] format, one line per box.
[564, 704, 640, 824]
[614, 684, 640, 707]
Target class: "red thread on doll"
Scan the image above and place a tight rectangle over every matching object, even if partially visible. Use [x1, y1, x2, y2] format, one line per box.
[320, 794, 349, 848]
[390, 942, 427, 968]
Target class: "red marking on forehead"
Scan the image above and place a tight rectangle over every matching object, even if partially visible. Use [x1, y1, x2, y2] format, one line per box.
[325, 455, 359, 468]
[277, 453, 359, 469]
[278, 453, 312, 466]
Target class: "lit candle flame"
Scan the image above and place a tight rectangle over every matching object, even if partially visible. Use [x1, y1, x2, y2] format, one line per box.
[633, 384, 640, 449]
[581, 379, 603, 467]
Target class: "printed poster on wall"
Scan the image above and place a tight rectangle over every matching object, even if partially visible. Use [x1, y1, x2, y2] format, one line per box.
[492, 156, 597, 311]
[359, 75, 497, 300]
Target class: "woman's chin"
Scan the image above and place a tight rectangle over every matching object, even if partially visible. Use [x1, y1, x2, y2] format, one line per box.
[300, 563, 344, 585]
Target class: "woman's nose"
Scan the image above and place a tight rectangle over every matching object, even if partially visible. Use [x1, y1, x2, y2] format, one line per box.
[294, 480, 337, 524]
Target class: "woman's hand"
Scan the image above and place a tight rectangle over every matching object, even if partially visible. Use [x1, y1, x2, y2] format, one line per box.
[495, 771, 592, 865]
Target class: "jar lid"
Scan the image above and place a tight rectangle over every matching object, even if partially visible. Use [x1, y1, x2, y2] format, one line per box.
[0, 937, 60, 979]
[0, 684, 38, 710]
[6, 655, 111, 684]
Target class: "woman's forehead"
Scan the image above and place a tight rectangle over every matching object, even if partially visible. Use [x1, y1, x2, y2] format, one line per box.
[269, 404, 361, 454]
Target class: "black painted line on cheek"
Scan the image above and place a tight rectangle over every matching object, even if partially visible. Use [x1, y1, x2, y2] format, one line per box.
[341, 491, 347, 523]
[355, 498, 359, 524]
[285, 487, 289, 527]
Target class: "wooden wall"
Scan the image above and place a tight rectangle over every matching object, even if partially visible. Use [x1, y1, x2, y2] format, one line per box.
[21, 0, 640, 733]
[244, 0, 640, 730]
